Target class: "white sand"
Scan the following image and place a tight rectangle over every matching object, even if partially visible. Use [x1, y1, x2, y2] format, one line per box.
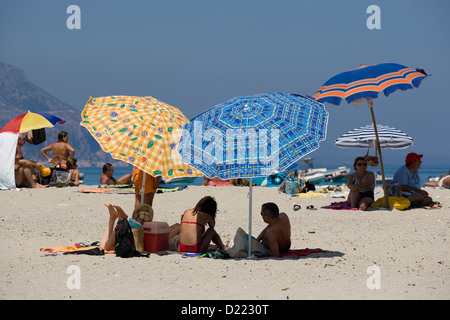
[0, 185, 449, 300]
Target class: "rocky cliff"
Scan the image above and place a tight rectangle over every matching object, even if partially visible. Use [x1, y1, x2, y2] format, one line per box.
[0, 62, 124, 167]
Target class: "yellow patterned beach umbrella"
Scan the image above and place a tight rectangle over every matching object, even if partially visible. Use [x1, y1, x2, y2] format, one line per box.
[80, 95, 203, 180]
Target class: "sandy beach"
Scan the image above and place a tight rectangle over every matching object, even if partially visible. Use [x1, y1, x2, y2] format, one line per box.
[0, 184, 448, 301]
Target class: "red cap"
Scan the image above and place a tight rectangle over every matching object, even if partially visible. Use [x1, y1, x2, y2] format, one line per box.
[405, 153, 423, 164]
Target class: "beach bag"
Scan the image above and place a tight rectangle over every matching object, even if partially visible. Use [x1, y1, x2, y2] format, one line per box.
[386, 183, 401, 197]
[284, 173, 298, 195]
[371, 196, 410, 211]
[115, 219, 148, 258]
[51, 168, 71, 187]
[131, 228, 144, 252]
[227, 227, 266, 258]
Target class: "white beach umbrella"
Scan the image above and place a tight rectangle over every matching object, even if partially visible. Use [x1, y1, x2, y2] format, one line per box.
[335, 124, 414, 150]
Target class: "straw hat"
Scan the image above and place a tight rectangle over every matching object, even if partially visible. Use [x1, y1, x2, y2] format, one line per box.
[132, 204, 154, 225]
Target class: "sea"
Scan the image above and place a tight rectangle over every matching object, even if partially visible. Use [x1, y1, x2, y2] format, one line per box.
[78, 164, 449, 187]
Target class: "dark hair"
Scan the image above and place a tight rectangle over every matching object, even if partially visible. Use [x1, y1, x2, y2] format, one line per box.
[102, 163, 113, 173]
[353, 156, 367, 170]
[66, 158, 77, 170]
[57, 131, 68, 142]
[194, 196, 217, 218]
[261, 202, 279, 218]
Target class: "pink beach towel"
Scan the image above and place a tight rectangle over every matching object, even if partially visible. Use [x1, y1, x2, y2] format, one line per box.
[324, 201, 358, 210]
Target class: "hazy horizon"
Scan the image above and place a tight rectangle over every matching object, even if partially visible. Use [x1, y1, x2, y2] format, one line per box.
[1, 0, 449, 167]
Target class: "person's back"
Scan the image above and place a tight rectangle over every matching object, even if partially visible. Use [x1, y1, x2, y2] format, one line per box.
[179, 208, 212, 246]
[40, 131, 75, 167]
[51, 142, 71, 166]
[257, 203, 291, 257]
[265, 212, 291, 253]
[178, 196, 227, 253]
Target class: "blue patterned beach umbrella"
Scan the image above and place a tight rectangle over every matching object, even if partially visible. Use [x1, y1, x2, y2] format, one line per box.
[335, 124, 414, 149]
[313, 63, 427, 208]
[178, 92, 328, 257]
[178, 93, 328, 179]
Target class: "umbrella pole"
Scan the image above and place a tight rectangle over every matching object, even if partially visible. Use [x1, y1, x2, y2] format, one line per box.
[141, 171, 146, 205]
[248, 178, 253, 259]
[366, 98, 389, 208]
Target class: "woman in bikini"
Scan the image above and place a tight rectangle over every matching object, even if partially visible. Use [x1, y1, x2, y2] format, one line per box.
[347, 157, 375, 211]
[178, 196, 228, 253]
[40, 131, 75, 168]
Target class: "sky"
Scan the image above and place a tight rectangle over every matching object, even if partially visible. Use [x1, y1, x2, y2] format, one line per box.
[1, 0, 449, 169]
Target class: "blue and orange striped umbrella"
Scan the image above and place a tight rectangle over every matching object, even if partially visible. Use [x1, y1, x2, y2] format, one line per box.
[0, 111, 65, 134]
[312, 63, 428, 208]
[312, 63, 427, 105]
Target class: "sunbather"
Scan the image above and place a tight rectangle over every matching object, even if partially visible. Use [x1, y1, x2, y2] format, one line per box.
[393, 153, 433, 207]
[15, 134, 47, 188]
[424, 174, 450, 189]
[178, 196, 227, 253]
[346, 157, 375, 211]
[256, 202, 291, 257]
[40, 131, 75, 168]
[100, 204, 129, 251]
[100, 163, 132, 185]
[66, 158, 81, 186]
[202, 176, 238, 186]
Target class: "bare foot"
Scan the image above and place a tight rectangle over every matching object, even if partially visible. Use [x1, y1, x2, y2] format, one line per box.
[113, 205, 128, 220]
[104, 203, 119, 219]
[359, 203, 367, 211]
[34, 183, 47, 188]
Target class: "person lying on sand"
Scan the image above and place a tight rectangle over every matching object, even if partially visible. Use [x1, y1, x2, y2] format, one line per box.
[256, 202, 291, 257]
[100, 203, 181, 252]
[424, 174, 450, 189]
[100, 204, 129, 251]
[178, 196, 228, 253]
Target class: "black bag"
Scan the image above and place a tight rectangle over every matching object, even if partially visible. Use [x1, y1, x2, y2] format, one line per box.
[115, 220, 149, 258]
[31, 128, 46, 145]
[300, 180, 316, 193]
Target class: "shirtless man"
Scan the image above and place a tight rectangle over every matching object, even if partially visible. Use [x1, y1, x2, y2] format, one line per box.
[15, 134, 46, 188]
[257, 202, 291, 257]
[100, 163, 132, 185]
[40, 131, 75, 168]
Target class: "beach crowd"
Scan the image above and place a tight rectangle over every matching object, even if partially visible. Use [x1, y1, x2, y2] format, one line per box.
[14, 130, 449, 257]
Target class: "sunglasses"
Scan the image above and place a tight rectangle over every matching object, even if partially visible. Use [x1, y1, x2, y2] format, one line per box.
[356, 163, 367, 166]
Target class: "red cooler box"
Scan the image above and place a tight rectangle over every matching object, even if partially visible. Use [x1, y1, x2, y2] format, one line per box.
[143, 222, 170, 252]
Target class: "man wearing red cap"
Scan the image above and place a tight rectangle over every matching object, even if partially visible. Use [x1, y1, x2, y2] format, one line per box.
[393, 153, 433, 207]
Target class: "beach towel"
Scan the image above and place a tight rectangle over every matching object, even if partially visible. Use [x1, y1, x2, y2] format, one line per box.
[80, 188, 110, 193]
[323, 201, 358, 210]
[0, 132, 19, 190]
[40, 243, 115, 255]
[295, 190, 348, 199]
[183, 248, 326, 259]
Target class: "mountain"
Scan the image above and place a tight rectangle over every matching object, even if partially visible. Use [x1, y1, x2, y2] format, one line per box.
[0, 62, 126, 167]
